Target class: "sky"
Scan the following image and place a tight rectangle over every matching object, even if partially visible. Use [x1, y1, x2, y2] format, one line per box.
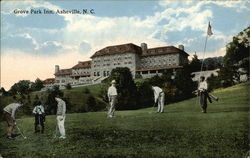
[1, 0, 250, 90]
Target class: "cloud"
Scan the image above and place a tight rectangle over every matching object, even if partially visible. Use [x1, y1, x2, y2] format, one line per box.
[38, 41, 64, 55]
[1, 33, 38, 53]
[79, 41, 92, 54]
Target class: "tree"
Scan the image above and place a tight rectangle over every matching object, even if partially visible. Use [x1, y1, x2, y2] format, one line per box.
[9, 80, 31, 95]
[45, 85, 64, 114]
[173, 64, 197, 101]
[222, 26, 250, 81]
[0, 87, 8, 96]
[189, 53, 202, 72]
[31, 78, 44, 91]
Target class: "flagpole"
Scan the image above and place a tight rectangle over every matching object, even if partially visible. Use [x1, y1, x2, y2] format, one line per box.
[197, 21, 212, 105]
[200, 35, 208, 73]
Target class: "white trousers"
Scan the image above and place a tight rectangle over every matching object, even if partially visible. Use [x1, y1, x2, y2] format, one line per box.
[57, 115, 65, 136]
[108, 95, 117, 117]
[157, 92, 165, 113]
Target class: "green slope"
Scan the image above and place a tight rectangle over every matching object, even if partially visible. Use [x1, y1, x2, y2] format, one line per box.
[0, 83, 249, 158]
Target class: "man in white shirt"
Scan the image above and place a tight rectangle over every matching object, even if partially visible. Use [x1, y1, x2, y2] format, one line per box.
[198, 76, 209, 113]
[3, 100, 23, 139]
[55, 95, 66, 139]
[32, 101, 45, 133]
[107, 80, 118, 118]
[152, 86, 165, 113]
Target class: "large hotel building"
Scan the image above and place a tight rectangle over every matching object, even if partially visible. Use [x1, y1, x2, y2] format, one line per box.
[43, 43, 189, 89]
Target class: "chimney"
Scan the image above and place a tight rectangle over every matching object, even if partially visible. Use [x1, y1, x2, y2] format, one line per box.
[55, 65, 60, 73]
[178, 45, 184, 51]
[141, 43, 148, 53]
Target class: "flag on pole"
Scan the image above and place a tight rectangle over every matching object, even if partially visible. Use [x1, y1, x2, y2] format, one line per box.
[207, 22, 213, 36]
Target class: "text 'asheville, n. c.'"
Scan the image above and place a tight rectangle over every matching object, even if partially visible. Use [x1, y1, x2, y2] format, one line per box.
[13, 9, 95, 15]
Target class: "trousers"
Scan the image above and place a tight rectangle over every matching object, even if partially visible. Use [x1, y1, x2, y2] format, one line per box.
[4, 112, 14, 136]
[108, 95, 117, 117]
[200, 91, 208, 112]
[157, 92, 165, 113]
[57, 115, 66, 136]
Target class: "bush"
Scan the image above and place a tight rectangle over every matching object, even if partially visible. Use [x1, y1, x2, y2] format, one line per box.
[83, 88, 90, 94]
[86, 95, 97, 112]
[136, 81, 154, 108]
[66, 83, 72, 90]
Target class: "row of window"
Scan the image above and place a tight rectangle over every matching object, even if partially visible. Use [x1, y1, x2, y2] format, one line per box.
[140, 62, 177, 68]
[141, 58, 176, 64]
[93, 56, 133, 63]
[93, 61, 133, 67]
[72, 71, 90, 75]
[94, 71, 110, 77]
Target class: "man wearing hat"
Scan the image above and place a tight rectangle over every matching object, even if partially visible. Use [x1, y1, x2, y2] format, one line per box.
[3, 100, 23, 139]
[107, 80, 118, 118]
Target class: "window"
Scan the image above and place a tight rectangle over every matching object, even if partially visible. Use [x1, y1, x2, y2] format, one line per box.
[103, 71, 106, 77]
[107, 71, 110, 76]
[94, 72, 96, 76]
[97, 72, 100, 76]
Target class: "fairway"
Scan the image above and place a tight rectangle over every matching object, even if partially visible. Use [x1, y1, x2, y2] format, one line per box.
[0, 83, 249, 158]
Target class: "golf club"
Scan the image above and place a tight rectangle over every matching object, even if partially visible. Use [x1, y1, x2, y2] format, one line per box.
[54, 124, 58, 138]
[148, 102, 157, 114]
[15, 124, 27, 139]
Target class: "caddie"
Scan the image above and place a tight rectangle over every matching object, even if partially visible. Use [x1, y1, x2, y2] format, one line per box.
[32, 101, 45, 133]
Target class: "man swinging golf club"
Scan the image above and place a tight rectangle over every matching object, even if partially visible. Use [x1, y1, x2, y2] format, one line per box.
[32, 101, 45, 133]
[55, 95, 66, 139]
[107, 80, 118, 118]
[3, 100, 24, 139]
[152, 86, 165, 113]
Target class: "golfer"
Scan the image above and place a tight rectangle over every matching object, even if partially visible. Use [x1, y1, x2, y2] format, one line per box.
[107, 80, 117, 118]
[55, 95, 66, 139]
[3, 100, 23, 139]
[32, 101, 45, 133]
[152, 86, 165, 113]
[198, 76, 209, 113]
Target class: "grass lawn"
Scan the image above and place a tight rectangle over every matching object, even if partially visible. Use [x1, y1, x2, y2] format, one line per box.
[0, 83, 249, 158]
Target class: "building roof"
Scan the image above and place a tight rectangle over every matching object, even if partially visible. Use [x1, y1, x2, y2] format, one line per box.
[136, 65, 183, 72]
[71, 73, 91, 77]
[72, 61, 91, 69]
[54, 69, 72, 76]
[141, 46, 189, 57]
[91, 43, 142, 58]
[43, 78, 55, 84]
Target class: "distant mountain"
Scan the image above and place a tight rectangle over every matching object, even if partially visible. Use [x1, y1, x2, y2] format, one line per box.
[201, 56, 224, 70]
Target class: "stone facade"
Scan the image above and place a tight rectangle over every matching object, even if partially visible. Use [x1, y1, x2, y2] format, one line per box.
[47, 43, 189, 88]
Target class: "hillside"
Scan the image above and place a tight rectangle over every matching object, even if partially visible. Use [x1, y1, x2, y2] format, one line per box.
[0, 83, 249, 158]
[0, 83, 108, 116]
